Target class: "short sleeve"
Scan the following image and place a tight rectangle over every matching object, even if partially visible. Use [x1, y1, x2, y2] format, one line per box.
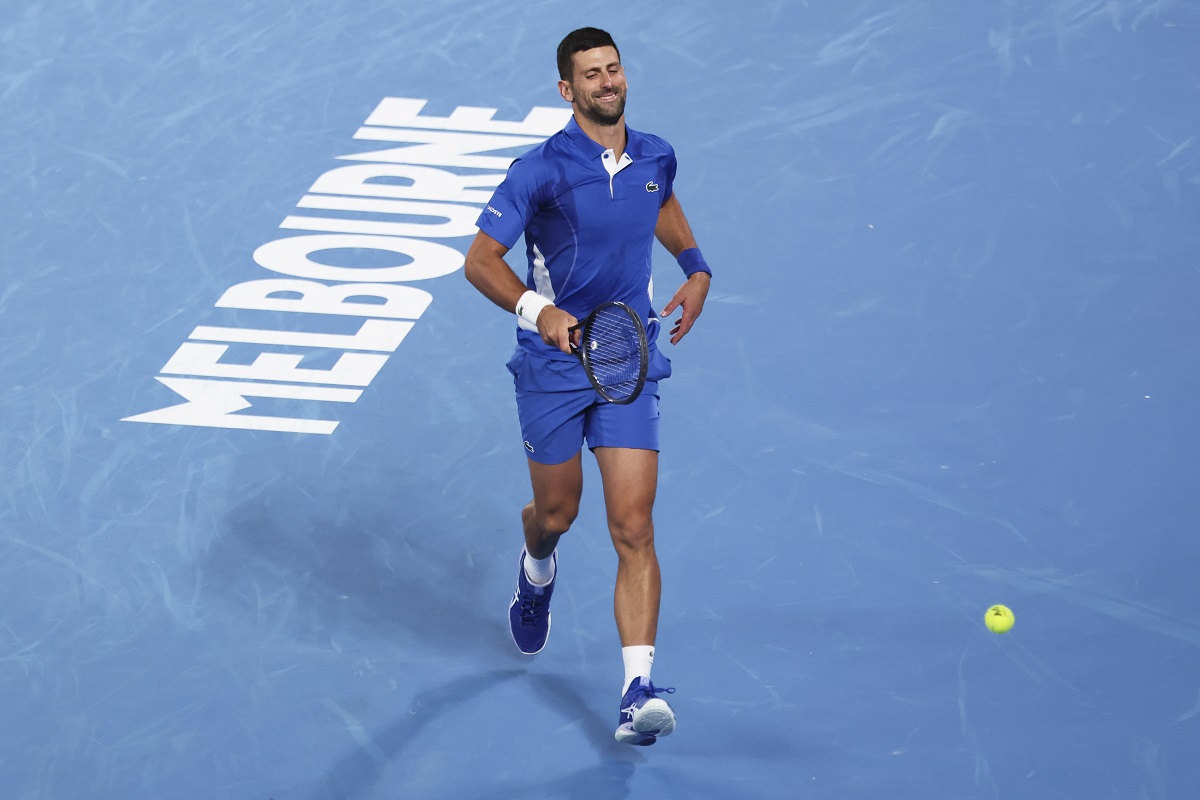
[661, 143, 678, 205]
[475, 157, 542, 249]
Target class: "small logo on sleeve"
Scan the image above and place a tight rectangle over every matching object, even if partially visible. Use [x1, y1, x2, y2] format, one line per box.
[485, 205, 503, 217]
[524, 441, 536, 453]
[645, 181, 660, 193]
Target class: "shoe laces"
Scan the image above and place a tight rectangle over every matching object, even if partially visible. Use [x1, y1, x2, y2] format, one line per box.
[631, 680, 676, 702]
[517, 591, 547, 625]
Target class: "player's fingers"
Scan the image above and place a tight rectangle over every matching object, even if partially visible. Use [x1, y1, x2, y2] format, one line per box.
[542, 325, 565, 353]
[668, 318, 685, 344]
[670, 305, 702, 344]
[662, 285, 689, 317]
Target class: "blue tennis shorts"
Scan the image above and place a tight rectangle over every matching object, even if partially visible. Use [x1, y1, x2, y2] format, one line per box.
[507, 348, 668, 465]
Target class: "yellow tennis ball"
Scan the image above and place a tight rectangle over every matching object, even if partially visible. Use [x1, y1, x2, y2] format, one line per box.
[985, 604, 1015, 634]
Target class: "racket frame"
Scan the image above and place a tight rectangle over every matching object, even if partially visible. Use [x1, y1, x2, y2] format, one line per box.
[569, 301, 649, 405]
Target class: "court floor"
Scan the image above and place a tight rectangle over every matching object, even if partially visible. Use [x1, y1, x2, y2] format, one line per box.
[3, 1, 1199, 798]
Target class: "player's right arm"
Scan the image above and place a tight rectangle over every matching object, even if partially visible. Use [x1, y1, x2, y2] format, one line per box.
[463, 231, 577, 354]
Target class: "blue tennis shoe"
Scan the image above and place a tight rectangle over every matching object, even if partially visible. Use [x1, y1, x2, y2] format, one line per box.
[614, 677, 676, 745]
[508, 548, 556, 655]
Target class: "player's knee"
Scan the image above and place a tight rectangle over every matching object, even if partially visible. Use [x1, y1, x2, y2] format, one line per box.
[609, 516, 655, 554]
[534, 501, 579, 537]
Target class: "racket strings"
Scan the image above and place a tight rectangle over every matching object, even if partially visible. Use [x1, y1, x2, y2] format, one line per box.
[584, 310, 644, 400]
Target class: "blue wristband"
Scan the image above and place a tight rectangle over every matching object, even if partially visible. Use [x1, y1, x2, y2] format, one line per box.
[676, 248, 712, 278]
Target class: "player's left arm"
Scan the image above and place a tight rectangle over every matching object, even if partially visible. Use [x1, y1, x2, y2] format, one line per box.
[655, 193, 711, 345]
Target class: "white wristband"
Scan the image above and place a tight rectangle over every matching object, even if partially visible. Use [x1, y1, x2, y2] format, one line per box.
[516, 290, 554, 328]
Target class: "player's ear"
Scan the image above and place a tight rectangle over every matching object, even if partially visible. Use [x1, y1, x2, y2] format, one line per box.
[558, 79, 573, 103]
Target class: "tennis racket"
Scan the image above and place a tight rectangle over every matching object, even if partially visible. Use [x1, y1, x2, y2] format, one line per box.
[569, 301, 649, 405]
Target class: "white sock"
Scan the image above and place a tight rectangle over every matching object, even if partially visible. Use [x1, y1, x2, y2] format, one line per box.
[622, 645, 655, 694]
[523, 550, 556, 586]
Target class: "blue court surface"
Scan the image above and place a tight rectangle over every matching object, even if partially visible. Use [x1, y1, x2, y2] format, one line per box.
[3, 1, 1199, 798]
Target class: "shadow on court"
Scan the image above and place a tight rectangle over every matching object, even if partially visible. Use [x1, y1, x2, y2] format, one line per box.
[202, 467, 514, 658]
[284, 670, 655, 800]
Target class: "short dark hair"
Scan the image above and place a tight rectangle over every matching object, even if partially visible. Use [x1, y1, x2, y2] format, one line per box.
[556, 27, 620, 81]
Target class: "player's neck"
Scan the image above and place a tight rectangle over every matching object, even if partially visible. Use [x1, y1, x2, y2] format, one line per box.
[575, 112, 627, 160]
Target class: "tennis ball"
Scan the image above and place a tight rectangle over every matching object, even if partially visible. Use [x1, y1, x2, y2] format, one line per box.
[984, 604, 1015, 634]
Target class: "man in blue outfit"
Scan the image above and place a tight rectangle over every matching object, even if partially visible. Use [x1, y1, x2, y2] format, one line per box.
[464, 27, 712, 746]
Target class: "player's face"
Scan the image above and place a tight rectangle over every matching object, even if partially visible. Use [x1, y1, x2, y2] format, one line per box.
[560, 46, 627, 126]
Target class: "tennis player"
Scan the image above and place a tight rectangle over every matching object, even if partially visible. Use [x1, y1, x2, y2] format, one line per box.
[463, 27, 712, 746]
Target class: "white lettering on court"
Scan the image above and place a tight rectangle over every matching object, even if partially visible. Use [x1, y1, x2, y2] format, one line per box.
[124, 98, 569, 434]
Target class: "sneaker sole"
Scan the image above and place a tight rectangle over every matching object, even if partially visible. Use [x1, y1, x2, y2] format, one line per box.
[632, 699, 675, 737]
[614, 725, 657, 746]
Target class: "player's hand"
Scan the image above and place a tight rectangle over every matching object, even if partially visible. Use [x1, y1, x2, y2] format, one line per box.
[536, 305, 578, 354]
[660, 272, 710, 345]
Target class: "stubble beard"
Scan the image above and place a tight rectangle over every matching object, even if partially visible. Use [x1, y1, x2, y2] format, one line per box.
[579, 87, 627, 127]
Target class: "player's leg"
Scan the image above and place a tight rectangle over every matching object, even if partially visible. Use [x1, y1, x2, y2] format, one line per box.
[509, 382, 590, 655]
[509, 453, 582, 655]
[594, 446, 676, 745]
[593, 446, 660, 647]
[522, 452, 583, 561]
[583, 387, 664, 650]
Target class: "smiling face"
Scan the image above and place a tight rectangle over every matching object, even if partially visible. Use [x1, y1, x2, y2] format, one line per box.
[558, 45, 627, 127]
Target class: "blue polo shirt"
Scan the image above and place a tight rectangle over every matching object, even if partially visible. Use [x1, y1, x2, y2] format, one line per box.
[477, 116, 677, 385]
